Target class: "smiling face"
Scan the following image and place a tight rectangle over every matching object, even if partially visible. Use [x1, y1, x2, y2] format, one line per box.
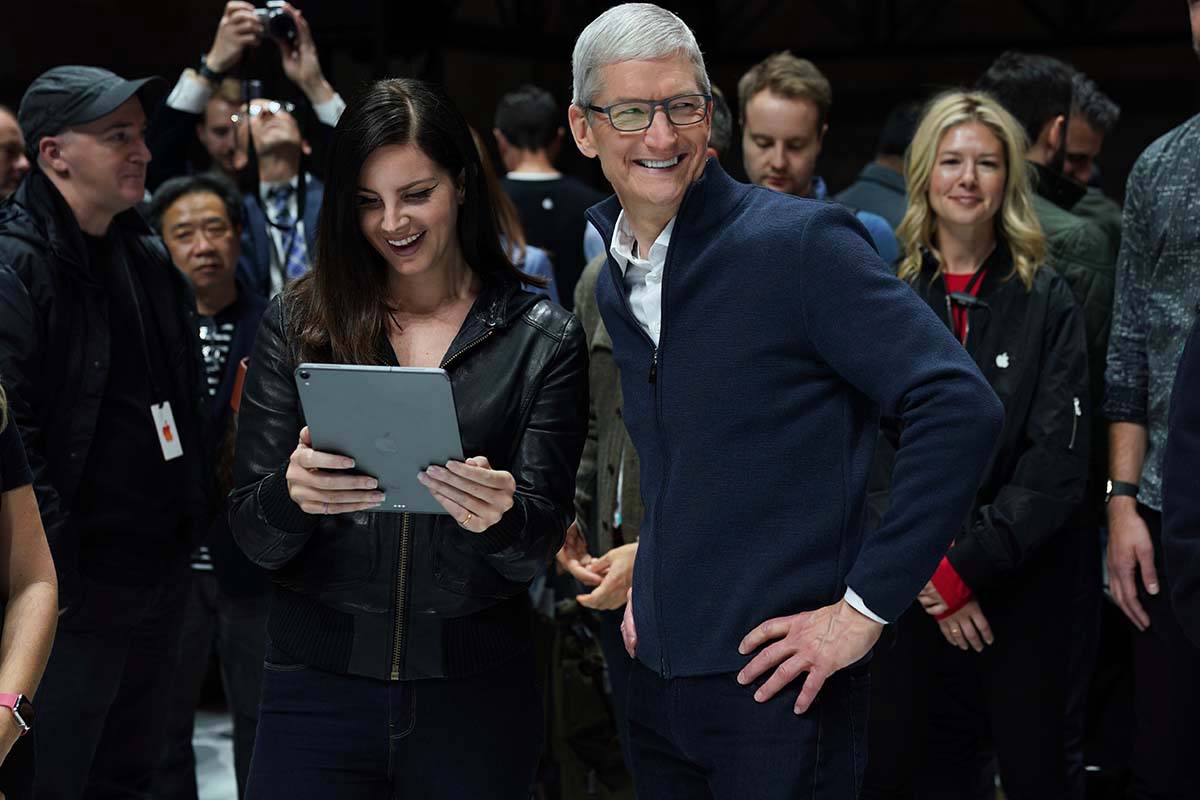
[356, 142, 465, 282]
[569, 55, 711, 228]
[161, 190, 240, 295]
[49, 96, 151, 215]
[928, 121, 1007, 240]
[741, 90, 826, 197]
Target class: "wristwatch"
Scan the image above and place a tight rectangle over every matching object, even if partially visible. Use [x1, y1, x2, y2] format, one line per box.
[0, 693, 34, 736]
[197, 55, 226, 85]
[1105, 479, 1139, 504]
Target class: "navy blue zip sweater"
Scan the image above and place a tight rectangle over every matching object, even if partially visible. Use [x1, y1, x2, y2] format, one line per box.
[586, 160, 1004, 678]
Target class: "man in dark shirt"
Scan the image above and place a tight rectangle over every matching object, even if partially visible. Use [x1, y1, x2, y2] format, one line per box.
[0, 66, 211, 797]
[495, 84, 605, 309]
[148, 174, 268, 800]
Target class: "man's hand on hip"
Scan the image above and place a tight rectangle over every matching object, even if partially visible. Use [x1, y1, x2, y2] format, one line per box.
[737, 598, 883, 715]
[1106, 498, 1159, 631]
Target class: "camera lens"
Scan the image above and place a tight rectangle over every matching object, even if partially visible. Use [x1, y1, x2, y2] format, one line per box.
[267, 8, 298, 43]
[299, 370, 310, 380]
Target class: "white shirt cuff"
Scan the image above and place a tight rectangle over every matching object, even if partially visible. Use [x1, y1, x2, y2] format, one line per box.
[313, 93, 346, 127]
[165, 71, 213, 115]
[844, 587, 887, 624]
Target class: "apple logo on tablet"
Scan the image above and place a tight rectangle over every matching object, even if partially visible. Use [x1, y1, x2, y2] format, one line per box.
[374, 433, 400, 454]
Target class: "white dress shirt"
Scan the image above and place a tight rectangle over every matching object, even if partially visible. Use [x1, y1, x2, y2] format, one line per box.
[165, 70, 347, 127]
[607, 211, 887, 625]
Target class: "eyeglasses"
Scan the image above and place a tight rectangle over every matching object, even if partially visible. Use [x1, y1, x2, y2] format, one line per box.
[230, 100, 296, 124]
[585, 93, 712, 132]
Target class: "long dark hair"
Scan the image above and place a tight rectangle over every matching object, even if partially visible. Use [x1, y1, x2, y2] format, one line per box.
[287, 78, 538, 364]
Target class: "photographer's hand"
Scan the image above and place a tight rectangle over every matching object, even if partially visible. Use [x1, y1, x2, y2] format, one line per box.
[205, 1, 264, 75]
[278, 3, 335, 105]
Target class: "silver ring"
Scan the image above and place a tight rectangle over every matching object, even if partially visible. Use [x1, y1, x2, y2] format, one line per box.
[951, 627, 961, 633]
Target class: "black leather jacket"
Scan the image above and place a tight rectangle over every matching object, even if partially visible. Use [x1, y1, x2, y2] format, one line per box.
[229, 278, 588, 680]
[0, 169, 211, 606]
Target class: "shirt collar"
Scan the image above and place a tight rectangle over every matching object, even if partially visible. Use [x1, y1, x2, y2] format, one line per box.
[610, 210, 676, 275]
[260, 173, 302, 204]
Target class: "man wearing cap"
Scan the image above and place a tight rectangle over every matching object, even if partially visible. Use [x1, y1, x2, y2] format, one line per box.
[0, 66, 211, 797]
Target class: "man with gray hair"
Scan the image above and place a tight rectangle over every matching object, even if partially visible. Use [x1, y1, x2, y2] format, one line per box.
[568, 4, 1002, 796]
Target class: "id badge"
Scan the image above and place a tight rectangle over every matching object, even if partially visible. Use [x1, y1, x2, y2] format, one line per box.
[151, 401, 184, 462]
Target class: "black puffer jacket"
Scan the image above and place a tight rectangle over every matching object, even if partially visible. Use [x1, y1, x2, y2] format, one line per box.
[229, 277, 588, 681]
[0, 169, 211, 606]
[873, 247, 1090, 591]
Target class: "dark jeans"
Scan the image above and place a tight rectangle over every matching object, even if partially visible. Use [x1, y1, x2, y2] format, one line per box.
[862, 531, 1075, 800]
[1064, 526, 1103, 800]
[626, 658, 869, 800]
[33, 576, 189, 800]
[154, 572, 268, 800]
[1130, 506, 1200, 800]
[591, 607, 634, 771]
[245, 644, 544, 799]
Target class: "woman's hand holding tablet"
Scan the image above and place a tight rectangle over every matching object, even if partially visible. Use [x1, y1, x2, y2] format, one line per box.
[286, 426, 386, 515]
[418, 456, 516, 533]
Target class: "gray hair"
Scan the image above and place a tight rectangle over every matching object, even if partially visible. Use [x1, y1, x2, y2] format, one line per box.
[1071, 72, 1120, 135]
[571, 3, 711, 109]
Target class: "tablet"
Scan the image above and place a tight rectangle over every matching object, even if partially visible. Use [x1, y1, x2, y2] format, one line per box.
[295, 363, 464, 515]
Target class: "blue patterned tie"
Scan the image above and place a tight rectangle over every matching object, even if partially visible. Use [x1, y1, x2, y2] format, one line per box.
[267, 184, 310, 280]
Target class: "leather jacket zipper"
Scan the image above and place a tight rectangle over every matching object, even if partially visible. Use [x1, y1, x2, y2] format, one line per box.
[1069, 396, 1081, 450]
[387, 328, 493, 679]
[390, 513, 411, 680]
[441, 329, 494, 370]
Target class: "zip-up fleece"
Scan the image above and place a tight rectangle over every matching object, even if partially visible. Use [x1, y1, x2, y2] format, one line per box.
[586, 159, 1004, 679]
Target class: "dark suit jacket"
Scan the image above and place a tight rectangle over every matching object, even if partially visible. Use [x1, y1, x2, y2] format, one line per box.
[238, 173, 324, 299]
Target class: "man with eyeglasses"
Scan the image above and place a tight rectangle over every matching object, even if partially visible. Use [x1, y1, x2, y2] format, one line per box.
[147, 0, 345, 191]
[148, 173, 267, 799]
[236, 94, 325, 298]
[567, 5, 1002, 797]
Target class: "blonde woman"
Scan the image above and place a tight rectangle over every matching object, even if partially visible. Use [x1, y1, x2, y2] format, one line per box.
[863, 91, 1090, 799]
[0, 386, 57, 799]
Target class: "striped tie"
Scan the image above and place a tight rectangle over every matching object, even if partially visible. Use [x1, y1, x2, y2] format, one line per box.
[267, 184, 310, 280]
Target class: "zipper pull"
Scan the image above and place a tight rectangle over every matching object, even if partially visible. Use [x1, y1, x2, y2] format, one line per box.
[649, 348, 658, 384]
[1074, 397, 1082, 417]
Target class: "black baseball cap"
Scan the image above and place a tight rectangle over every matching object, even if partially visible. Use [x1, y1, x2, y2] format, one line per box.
[18, 66, 161, 159]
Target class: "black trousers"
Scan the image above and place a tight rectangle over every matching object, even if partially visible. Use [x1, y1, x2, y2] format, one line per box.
[627, 658, 869, 800]
[154, 571, 268, 800]
[245, 644, 544, 799]
[862, 530, 1076, 800]
[1129, 506, 1200, 800]
[590, 606, 634, 771]
[33, 576, 189, 800]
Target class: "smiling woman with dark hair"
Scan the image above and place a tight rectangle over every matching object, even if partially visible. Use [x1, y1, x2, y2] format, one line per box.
[228, 77, 588, 798]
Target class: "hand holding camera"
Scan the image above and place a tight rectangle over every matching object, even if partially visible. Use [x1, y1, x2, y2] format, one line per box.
[205, 1, 265, 76]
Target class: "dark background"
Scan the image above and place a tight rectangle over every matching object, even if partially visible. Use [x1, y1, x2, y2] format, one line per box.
[1, 0, 1195, 203]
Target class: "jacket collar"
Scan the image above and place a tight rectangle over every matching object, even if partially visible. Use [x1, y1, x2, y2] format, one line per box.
[1030, 161, 1086, 211]
[919, 241, 1014, 300]
[585, 157, 751, 259]
[4, 167, 156, 278]
[858, 162, 906, 194]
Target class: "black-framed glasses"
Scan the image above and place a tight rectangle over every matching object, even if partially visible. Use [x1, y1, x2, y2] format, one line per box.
[230, 100, 296, 124]
[586, 93, 712, 132]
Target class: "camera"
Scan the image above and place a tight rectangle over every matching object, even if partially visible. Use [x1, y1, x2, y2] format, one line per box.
[255, 1, 298, 48]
